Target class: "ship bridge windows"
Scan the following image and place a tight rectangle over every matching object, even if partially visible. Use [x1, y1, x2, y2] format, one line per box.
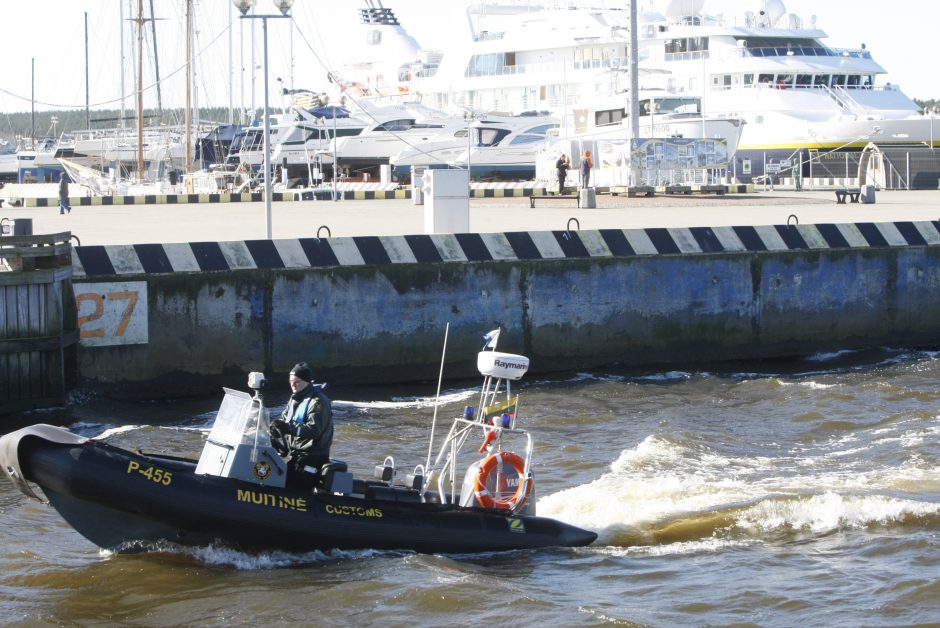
[750, 72, 874, 90]
[641, 98, 700, 115]
[467, 53, 517, 78]
[735, 37, 825, 57]
[595, 108, 626, 127]
[664, 37, 709, 60]
[574, 45, 627, 70]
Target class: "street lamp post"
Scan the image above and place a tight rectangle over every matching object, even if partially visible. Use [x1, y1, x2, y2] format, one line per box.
[233, 0, 293, 239]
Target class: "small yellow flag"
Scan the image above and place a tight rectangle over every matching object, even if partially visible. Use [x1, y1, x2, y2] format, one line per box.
[483, 396, 518, 424]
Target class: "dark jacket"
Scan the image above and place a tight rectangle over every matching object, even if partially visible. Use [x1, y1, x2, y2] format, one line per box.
[58, 176, 69, 200]
[280, 383, 333, 467]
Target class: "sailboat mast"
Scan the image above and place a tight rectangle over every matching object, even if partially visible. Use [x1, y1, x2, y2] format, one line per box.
[629, 0, 639, 140]
[148, 0, 163, 120]
[185, 0, 193, 172]
[85, 13, 90, 128]
[120, 0, 126, 134]
[136, 0, 144, 178]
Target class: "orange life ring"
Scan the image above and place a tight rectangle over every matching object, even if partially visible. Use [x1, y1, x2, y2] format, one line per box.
[473, 451, 532, 510]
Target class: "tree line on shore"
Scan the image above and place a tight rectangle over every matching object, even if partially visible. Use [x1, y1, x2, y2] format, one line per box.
[3, 99, 940, 144]
[0, 107, 245, 143]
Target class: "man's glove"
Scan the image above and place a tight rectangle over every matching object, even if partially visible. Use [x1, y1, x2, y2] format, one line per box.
[269, 420, 293, 455]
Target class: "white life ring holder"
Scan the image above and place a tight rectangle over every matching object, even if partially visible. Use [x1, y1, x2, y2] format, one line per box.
[473, 451, 532, 510]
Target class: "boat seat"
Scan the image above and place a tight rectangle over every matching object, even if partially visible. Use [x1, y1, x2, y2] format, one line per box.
[318, 460, 352, 494]
[321, 459, 347, 474]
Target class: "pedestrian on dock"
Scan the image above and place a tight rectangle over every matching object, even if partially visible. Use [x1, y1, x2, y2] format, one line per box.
[58, 173, 71, 214]
[580, 149, 593, 189]
[555, 153, 569, 194]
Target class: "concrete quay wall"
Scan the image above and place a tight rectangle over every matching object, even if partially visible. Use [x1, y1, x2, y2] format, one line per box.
[70, 220, 940, 398]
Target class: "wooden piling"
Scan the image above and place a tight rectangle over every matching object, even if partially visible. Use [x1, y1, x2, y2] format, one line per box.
[0, 231, 77, 414]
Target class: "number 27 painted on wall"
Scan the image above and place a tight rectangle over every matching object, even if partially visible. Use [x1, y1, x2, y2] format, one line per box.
[74, 281, 149, 347]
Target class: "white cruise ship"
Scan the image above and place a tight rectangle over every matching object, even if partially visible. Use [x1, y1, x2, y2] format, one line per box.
[334, 1, 935, 185]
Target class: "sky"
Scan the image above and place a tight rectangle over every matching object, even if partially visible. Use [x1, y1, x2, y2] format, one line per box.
[0, 0, 937, 120]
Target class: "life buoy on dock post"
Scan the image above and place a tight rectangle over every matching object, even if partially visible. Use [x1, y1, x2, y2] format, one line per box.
[473, 451, 532, 510]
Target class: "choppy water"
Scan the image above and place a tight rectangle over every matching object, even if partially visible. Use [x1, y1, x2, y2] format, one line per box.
[2, 348, 939, 626]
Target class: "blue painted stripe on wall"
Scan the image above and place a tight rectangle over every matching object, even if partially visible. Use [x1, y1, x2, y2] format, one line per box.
[455, 233, 494, 261]
[895, 222, 927, 246]
[731, 226, 767, 251]
[504, 232, 542, 259]
[133, 243, 174, 273]
[245, 240, 285, 269]
[774, 225, 808, 249]
[75, 246, 116, 276]
[856, 223, 890, 247]
[645, 228, 681, 254]
[298, 238, 341, 267]
[190, 242, 230, 272]
[405, 235, 444, 263]
[354, 236, 393, 265]
[599, 229, 636, 256]
[815, 224, 851, 248]
[688, 227, 725, 253]
[552, 231, 591, 258]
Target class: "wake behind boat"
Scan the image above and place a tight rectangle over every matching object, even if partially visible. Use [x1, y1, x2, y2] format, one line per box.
[0, 342, 596, 555]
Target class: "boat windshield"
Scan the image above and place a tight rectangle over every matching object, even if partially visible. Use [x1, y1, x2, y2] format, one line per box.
[473, 127, 511, 147]
[207, 389, 271, 448]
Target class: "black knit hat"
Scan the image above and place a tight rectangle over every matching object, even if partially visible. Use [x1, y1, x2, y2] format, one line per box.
[290, 362, 313, 383]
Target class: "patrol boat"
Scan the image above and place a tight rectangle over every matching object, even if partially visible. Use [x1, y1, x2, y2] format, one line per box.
[0, 348, 596, 554]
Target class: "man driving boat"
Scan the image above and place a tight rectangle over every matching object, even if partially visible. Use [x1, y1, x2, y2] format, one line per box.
[270, 362, 334, 488]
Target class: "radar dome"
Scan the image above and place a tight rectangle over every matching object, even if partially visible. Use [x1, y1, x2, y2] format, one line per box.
[752, 0, 786, 26]
[657, 0, 704, 20]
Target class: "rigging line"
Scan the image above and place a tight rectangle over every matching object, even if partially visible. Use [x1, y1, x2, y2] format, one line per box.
[288, 16, 451, 158]
[0, 18, 236, 112]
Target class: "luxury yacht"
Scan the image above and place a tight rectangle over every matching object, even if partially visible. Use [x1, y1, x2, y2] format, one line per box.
[333, 1, 934, 184]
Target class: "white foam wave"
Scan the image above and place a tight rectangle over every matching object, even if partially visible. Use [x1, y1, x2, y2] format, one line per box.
[140, 543, 405, 569]
[735, 492, 940, 534]
[804, 349, 858, 363]
[90, 424, 141, 439]
[334, 389, 476, 410]
[538, 430, 940, 544]
[600, 537, 756, 557]
[635, 371, 695, 383]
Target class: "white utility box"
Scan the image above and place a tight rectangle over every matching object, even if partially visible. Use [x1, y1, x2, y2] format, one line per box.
[423, 169, 470, 234]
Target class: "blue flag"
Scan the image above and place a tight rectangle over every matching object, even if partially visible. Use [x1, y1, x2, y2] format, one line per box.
[482, 328, 501, 350]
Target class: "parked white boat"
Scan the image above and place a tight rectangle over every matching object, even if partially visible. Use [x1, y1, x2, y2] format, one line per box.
[0, 140, 16, 183]
[270, 103, 369, 184]
[449, 113, 559, 181]
[15, 136, 75, 184]
[329, 101, 469, 179]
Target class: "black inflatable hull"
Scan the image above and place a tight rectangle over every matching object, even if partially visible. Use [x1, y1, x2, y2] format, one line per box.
[1, 426, 597, 554]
